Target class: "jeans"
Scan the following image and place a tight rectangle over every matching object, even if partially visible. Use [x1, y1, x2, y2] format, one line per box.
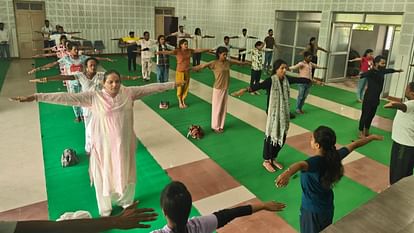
[156, 65, 169, 83]
[356, 77, 367, 100]
[264, 51, 273, 69]
[296, 83, 312, 111]
[0, 43, 10, 59]
[67, 80, 83, 118]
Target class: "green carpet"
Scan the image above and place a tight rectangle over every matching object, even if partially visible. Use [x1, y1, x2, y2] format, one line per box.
[172, 55, 393, 166]
[202, 53, 397, 120]
[33, 58, 199, 233]
[0, 59, 12, 92]
[100, 56, 377, 231]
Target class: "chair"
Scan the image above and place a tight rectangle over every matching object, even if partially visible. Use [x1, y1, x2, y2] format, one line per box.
[82, 40, 93, 49]
[94, 40, 105, 54]
[71, 40, 81, 47]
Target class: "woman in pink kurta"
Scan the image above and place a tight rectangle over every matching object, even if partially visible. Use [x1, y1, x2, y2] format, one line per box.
[11, 70, 176, 216]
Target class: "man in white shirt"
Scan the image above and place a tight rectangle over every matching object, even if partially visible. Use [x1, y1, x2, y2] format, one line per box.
[385, 82, 414, 184]
[229, 28, 258, 62]
[0, 22, 10, 59]
[138, 31, 156, 81]
[41, 20, 55, 48]
[168, 25, 191, 47]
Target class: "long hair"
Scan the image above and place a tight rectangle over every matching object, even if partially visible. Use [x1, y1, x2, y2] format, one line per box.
[363, 49, 373, 57]
[271, 59, 288, 76]
[160, 181, 192, 233]
[194, 28, 201, 36]
[313, 126, 344, 189]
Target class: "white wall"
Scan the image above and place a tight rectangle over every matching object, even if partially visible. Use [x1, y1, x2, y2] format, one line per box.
[1, 0, 413, 96]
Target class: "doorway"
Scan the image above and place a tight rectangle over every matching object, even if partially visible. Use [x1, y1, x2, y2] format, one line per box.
[154, 7, 178, 46]
[14, 1, 46, 58]
[326, 13, 403, 95]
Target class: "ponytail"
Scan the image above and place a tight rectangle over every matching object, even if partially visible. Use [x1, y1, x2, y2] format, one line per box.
[313, 126, 344, 189]
[160, 181, 192, 233]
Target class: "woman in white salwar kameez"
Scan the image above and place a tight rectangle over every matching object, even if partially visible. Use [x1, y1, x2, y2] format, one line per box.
[11, 70, 179, 216]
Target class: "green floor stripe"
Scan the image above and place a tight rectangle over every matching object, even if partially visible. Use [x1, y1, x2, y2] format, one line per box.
[0, 59, 12, 92]
[290, 84, 396, 120]
[33, 58, 199, 232]
[203, 53, 396, 120]
[100, 57, 377, 231]
[164, 54, 393, 166]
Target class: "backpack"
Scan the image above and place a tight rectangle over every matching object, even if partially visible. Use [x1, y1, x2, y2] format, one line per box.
[61, 148, 79, 167]
[187, 125, 204, 139]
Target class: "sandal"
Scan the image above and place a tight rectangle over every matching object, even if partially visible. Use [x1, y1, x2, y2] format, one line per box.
[263, 160, 276, 173]
[272, 160, 283, 170]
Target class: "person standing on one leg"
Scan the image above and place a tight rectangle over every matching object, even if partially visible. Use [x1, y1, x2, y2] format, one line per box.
[0, 22, 10, 60]
[358, 55, 403, 138]
[276, 126, 382, 233]
[289, 51, 326, 114]
[264, 29, 277, 73]
[229, 28, 258, 62]
[138, 31, 156, 81]
[384, 82, 414, 185]
[349, 49, 374, 103]
[122, 31, 141, 72]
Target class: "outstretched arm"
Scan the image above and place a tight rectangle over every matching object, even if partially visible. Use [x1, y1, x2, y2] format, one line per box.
[192, 61, 213, 72]
[228, 59, 250, 66]
[156, 50, 175, 55]
[10, 92, 94, 108]
[349, 57, 362, 62]
[213, 201, 285, 229]
[275, 161, 309, 187]
[346, 134, 383, 152]
[130, 82, 177, 100]
[247, 36, 258, 39]
[202, 35, 215, 38]
[14, 202, 157, 233]
[193, 48, 212, 53]
[28, 61, 59, 74]
[95, 57, 114, 62]
[384, 100, 407, 112]
[120, 75, 141, 81]
[317, 46, 329, 53]
[29, 75, 76, 83]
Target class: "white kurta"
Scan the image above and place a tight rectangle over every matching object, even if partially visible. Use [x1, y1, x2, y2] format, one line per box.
[35, 82, 175, 199]
[75, 71, 105, 153]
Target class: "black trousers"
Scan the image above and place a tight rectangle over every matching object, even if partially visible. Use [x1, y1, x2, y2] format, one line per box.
[250, 70, 261, 87]
[263, 136, 286, 160]
[127, 52, 137, 71]
[192, 53, 201, 66]
[390, 141, 414, 185]
[358, 99, 379, 131]
[238, 49, 246, 61]
[311, 55, 318, 78]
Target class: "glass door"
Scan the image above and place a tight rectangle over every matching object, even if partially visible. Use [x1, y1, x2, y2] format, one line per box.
[326, 23, 352, 82]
